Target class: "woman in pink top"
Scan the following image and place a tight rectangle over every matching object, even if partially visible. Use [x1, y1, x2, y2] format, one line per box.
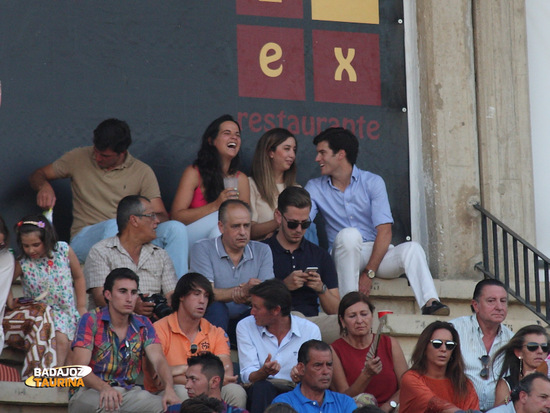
[172, 115, 250, 247]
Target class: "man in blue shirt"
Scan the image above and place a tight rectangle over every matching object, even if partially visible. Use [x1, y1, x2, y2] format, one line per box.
[304, 127, 448, 315]
[273, 339, 356, 413]
[190, 200, 274, 333]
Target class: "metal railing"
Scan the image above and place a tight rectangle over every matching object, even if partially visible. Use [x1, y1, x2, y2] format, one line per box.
[474, 203, 550, 323]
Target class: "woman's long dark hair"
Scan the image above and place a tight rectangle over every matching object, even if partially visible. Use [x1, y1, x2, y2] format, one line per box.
[494, 324, 548, 389]
[194, 114, 241, 203]
[410, 321, 469, 399]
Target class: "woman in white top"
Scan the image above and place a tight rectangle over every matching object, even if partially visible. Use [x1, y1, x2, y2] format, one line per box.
[249, 128, 297, 240]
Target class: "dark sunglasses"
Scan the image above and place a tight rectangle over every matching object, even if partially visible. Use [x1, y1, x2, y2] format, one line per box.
[480, 354, 490, 379]
[430, 339, 456, 351]
[282, 214, 311, 230]
[524, 342, 550, 353]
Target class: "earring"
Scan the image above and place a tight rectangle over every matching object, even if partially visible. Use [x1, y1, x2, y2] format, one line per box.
[519, 356, 523, 377]
[343, 327, 348, 336]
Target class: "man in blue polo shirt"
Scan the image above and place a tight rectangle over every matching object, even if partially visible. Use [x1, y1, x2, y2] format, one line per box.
[264, 187, 340, 342]
[304, 127, 449, 316]
[190, 199, 274, 333]
[273, 339, 356, 413]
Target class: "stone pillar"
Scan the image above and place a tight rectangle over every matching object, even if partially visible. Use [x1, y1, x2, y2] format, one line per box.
[472, 0, 535, 243]
[415, 1, 481, 279]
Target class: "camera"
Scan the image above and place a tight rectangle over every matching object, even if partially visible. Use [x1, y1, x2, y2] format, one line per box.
[139, 293, 173, 319]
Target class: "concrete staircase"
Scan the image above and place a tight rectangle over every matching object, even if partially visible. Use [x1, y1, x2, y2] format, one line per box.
[0, 277, 545, 411]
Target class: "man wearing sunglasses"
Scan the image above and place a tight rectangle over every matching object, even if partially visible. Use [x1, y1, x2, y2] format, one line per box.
[304, 127, 449, 316]
[29, 118, 188, 278]
[451, 279, 513, 411]
[85, 195, 176, 318]
[143, 273, 246, 409]
[264, 187, 341, 343]
[487, 372, 550, 413]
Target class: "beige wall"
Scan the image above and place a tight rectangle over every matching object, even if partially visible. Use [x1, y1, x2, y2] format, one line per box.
[412, 0, 533, 279]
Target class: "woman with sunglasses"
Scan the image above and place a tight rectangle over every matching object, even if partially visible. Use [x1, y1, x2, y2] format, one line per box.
[249, 128, 299, 240]
[400, 321, 480, 413]
[493, 324, 550, 407]
[171, 115, 250, 248]
[331, 292, 408, 412]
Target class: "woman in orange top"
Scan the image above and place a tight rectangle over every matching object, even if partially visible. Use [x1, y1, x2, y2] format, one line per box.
[400, 321, 480, 413]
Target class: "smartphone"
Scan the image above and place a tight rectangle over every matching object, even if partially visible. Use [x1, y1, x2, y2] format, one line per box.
[305, 267, 318, 274]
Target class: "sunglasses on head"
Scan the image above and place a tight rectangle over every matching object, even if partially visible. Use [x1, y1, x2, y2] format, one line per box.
[524, 342, 550, 353]
[480, 354, 490, 379]
[282, 214, 311, 230]
[430, 339, 456, 351]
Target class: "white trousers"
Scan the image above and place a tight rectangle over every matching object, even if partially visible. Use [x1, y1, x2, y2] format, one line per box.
[332, 227, 439, 308]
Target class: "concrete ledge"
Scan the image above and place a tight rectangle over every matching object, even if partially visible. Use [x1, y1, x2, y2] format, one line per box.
[0, 382, 68, 405]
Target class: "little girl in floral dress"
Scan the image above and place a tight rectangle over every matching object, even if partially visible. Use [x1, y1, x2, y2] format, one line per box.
[9, 215, 86, 367]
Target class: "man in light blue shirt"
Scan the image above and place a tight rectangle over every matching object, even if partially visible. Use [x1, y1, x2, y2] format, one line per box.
[304, 127, 448, 315]
[190, 200, 274, 333]
[237, 279, 321, 412]
[273, 339, 356, 413]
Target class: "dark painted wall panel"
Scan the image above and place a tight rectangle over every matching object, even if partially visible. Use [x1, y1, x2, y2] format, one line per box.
[0, 1, 408, 247]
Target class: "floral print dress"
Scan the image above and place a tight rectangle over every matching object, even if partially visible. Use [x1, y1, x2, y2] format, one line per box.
[19, 241, 80, 340]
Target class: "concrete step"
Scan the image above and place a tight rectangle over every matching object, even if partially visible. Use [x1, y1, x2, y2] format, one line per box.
[0, 382, 68, 413]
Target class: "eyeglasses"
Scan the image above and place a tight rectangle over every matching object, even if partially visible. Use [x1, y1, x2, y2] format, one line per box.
[480, 355, 490, 379]
[135, 213, 157, 220]
[430, 339, 457, 351]
[282, 214, 311, 230]
[190, 344, 198, 354]
[524, 342, 550, 353]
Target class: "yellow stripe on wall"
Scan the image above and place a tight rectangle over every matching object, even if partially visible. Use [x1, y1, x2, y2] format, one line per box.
[311, 0, 379, 24]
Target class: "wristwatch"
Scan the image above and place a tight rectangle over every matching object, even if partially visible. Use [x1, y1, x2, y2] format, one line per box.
[389, 400, 398, 410]
[367, 269, 376, 279]
[318, 284, 327, 294]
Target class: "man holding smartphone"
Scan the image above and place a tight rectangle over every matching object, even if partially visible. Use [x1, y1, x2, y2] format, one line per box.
[264, 187, 340, 341]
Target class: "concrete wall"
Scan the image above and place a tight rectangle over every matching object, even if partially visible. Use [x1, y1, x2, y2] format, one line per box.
[410, 0, 534, 279]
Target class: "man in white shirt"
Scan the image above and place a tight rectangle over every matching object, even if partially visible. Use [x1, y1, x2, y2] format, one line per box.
[451, 279, 513, 411]
[236, 279, 321, 412]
